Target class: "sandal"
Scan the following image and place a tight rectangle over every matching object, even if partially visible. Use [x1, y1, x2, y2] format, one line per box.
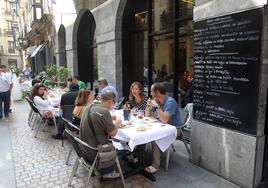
[144, 166, 159, 174]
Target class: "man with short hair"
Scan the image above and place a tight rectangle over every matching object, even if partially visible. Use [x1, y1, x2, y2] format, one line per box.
[80, 90, 123, 178]
[97, 77, 119, 102]
[145, 82, 181, 173]
[72, 74, 86, 90]
[0, 65, 13, 119]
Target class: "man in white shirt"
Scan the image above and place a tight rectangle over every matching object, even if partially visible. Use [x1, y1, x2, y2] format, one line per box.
[0, 65, 13, 119]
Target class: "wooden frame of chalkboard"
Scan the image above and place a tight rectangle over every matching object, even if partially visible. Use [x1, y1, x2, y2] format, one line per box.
[193, 8, 263, 135]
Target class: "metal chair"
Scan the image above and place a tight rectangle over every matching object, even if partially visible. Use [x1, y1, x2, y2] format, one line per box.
[65, 129, 126, 187]
[26, 97, 58, 138]
[25, 97, 39, 128]
[165, 109, 191, 171]
[114, 97, 126, 110]
[61, 105, 75, 146]
[62, 117, 80, 165]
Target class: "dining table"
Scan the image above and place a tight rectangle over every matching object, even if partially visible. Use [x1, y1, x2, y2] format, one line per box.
[112, 109, 177, 153]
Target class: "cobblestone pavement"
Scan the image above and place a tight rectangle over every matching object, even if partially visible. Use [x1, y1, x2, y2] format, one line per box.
[6, 101, 240, 188]
[9, 101, 155, 188]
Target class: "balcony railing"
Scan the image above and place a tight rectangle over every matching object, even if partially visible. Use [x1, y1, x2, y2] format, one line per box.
[8, 49, 15, 53]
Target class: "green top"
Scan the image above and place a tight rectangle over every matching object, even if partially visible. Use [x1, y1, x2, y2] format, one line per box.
[43, 79, 58, 88]
[78, 80, 87, 90]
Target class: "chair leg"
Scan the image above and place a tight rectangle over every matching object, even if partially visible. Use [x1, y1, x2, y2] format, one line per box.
[62, 131, 65, 147]
[85, 156, 99, 187]
[116, 156, 126, 188]
[165, 146, 171, 171]
[172, 144, 176, 152]
[34, 117, 43, 138]
[68, 157, 79, 186]
[179, 128, 190, 155]
[42, 120, 48, 132]
[28, 109, 33, 126]
[52, 115, 58, 133]
[66, 148, 73, 165]
[31, 114, 38, 130]
[29, 112, 35, 127]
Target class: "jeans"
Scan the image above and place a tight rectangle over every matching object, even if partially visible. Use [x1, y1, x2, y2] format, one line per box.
[0, 91, 10, 118]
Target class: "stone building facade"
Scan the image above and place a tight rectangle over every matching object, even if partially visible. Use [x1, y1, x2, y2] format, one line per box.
[53, 0, 268, 187]
[0, 0, 22, 69]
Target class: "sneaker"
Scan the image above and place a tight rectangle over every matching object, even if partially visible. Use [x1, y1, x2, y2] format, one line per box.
[52, 134, 63, 139]
[102, 171, 120, 179]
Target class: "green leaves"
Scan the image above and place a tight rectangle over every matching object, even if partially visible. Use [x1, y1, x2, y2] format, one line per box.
[45, 65, 69, 82]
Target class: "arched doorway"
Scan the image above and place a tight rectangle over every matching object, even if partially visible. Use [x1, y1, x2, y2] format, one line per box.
[73, 9, 97, 89]
[121, 0, 147, 97]
[58, 24, 67, 67]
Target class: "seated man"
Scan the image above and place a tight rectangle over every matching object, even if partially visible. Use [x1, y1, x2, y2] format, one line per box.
[52, 83, 79, 139]
[96, 77, 119, 103]
[43, 75, 58, 88]
[72, 74, 87, 90]
[145, 82, 181, 173]
[80, 90, 123, 178]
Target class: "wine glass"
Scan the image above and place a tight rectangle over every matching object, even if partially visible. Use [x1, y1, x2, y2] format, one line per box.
[131, 107, 138, 117]
[137, 110, 144, 119]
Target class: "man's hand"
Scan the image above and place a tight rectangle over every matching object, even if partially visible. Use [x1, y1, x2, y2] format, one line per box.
[114, 118, 123, 128]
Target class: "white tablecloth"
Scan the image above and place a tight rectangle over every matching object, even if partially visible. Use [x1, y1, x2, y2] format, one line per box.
[48, 96, 61, 105]
[113, 110, 177, 152]
[20, 81, 32, 91]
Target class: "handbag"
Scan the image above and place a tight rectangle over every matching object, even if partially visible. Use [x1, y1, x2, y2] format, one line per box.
[87, 105, 117, 170]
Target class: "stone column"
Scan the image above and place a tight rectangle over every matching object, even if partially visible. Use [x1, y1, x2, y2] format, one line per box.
[92, 0, 123, 96]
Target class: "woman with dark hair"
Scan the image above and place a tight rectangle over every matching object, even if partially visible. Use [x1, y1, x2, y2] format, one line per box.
[32, 83, 59, 118]
[72, 89, 93, 126]
[128, 82, 148, 111]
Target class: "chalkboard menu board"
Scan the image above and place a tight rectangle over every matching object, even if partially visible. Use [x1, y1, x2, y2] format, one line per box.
[193, 8, 263, 135]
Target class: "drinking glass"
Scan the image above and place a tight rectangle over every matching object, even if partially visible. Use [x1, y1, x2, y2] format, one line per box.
[137, 110, 144, 119]
[131, 107, 138, 117]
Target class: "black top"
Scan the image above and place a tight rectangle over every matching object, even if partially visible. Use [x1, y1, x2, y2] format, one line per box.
[128, 95, 148, 111]
[60, 91, 78, 106]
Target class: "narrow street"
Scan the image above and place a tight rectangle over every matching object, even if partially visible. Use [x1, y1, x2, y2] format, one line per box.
[0, 101, 240, 188]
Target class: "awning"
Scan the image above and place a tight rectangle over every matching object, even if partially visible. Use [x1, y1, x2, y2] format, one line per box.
[30, 44, 45, 58]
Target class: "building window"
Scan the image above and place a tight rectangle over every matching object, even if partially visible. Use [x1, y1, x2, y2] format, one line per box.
[5, 0, 11, 14]
[6, 21, 13, 35]
[122, 0, 194, 104]
[29, 0, 43, 25]
[8, 41, 15, 53]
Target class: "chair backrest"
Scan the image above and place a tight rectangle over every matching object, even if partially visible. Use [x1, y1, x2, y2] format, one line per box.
[62, 105, 75, 122]
[62, 117, 80, 132]
[65, 129, 98, 159]
[115, 97, 125, 109]
[178, 108, 191, 128]
[65, 129, 85, 158]
[25, 97, 40, 114]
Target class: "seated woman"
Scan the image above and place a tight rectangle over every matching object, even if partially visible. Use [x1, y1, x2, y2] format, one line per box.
[72, 89, 93, 127]
[32, 83, 61, 137]
[128, 81, 148, 111]
[128, 82, 150, 167]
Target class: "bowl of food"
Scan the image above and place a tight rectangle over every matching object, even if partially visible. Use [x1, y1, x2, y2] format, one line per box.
[136, 125, 147, 131]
